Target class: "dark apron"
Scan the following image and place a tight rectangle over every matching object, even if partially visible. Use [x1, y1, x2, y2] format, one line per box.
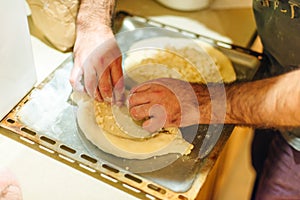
[253, 0, 300, 75]
[251, 1, 300, 199]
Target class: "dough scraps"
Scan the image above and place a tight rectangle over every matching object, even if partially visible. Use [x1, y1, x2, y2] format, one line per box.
[124, 37, 236, 84]
[75, 93, 193, 160]
[77, 37, 236, 160]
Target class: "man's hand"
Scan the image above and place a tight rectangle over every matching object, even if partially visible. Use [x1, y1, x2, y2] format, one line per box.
[128, 68, 300, 130]
[70, 25, 124, 104]
[69, 0, 124, 104]
[128, 78, 201, 132]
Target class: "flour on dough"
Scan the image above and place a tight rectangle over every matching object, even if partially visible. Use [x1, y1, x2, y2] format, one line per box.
[76, 37, 236, 160]
[75, 92, 193, 160]
[124, 37, 236, 84]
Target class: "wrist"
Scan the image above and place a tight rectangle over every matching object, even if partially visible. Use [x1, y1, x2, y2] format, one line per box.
[190, 83, 211, 124]
[191, 82, 235, 125]
[76, 19, 112, 35]
[224, 84, 240, 124]
[224, 81, 263, 126]
[77, 0, 116, 30]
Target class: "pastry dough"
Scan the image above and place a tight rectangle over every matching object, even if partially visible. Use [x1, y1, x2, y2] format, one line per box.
[75, 93, 193, 160]
[124, 37, 236, 83]
[77, 37, 236, 160]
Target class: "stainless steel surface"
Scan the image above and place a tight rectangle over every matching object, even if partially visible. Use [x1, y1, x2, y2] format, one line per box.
[0, 12, 264, 200]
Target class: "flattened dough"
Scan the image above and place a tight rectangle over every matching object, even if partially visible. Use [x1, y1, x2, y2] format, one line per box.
[75, 93, 193, 160]
[124, 37, 236, 83]
[77, 37, 236, 160]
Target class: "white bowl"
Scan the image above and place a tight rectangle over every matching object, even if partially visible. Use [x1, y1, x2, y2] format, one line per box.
[155, 0, 213, 11]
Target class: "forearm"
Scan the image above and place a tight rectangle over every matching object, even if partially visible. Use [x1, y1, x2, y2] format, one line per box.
[71, 0, 122, 101]
[193, 69, 300, 128]
[227, 69, 300, 127]
[76, 0, 116, 31]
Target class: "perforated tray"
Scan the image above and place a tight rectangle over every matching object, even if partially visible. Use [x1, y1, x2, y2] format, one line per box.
[0, 11, 265, 200]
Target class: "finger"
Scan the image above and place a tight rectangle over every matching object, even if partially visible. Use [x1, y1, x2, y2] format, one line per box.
[142, 119, 162, 133]
[111, 57, 125, 105]
[128, 92, 151, 108]
[94, 87, 103, 102]
[98, 69, 113, 102]
[130, 78, 172, 94]
[83, 65, 98, 98]
[110, 56, 123, 86]
[113, 78, 125, 106]
[142, 104, 167, 132]
[69, 65, 84, 92]
[130, 83, 152, 94]
[130, 103, 152, 121]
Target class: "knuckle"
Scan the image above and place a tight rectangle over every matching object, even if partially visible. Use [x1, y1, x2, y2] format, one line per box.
[128, 93, 138, 106]
[129, 107, 139, 119]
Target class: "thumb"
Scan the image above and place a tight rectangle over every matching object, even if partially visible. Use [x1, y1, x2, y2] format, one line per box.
[69, 65, 84, 92]
[142, 104, 167, 133]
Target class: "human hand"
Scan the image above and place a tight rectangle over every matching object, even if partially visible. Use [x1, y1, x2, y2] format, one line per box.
[0, 166, 22, 200]
[128, 78, 201, 133]
[70, 25, 124, 104]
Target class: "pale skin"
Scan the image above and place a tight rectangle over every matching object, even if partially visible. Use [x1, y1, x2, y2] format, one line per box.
[69, 0, 124, 104]
[128, 69, 300, 132]
[70, 0, 300, 133]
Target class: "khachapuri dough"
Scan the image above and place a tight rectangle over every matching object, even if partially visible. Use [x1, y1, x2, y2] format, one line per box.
[76, 37, 236, 159]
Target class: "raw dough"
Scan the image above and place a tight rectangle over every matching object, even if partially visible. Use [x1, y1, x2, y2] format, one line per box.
[75, 92, 193, 160]
[124, 37, 236, 84]
[77, 37, 236, 160]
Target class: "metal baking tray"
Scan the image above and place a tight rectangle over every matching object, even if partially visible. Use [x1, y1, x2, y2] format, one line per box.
[0, 11, 266, 200]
